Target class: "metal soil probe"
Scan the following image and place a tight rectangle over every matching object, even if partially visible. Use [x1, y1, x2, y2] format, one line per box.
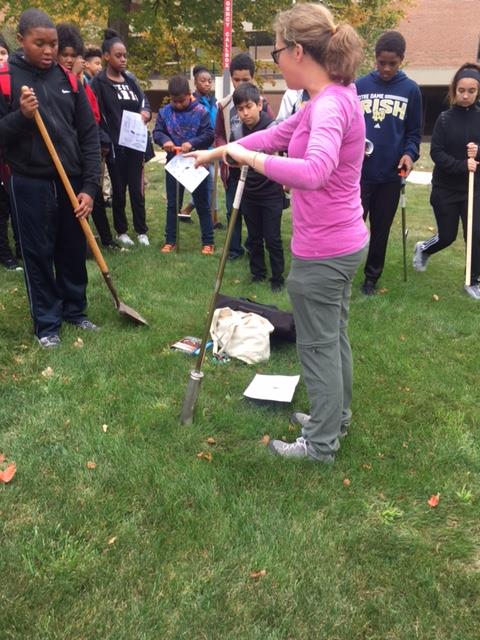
[399, 169, 408, 282]
[24, 87, 148, 326]
[180, 164, 248, 425]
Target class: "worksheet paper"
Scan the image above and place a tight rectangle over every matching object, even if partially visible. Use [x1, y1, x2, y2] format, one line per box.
[243, 374, 300, 403]
[118, 111, 148, 152]
[165, 154, 209, 192]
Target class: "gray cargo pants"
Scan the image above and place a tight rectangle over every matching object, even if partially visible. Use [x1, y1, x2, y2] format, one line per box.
[287, 245, 367, 459]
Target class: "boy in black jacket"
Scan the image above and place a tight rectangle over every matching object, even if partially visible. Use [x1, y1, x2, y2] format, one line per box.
[0, 9, 101, 347]
[231, 83, 285, 290]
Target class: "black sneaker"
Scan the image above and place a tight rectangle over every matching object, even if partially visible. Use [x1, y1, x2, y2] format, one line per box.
[361, 279, 376, 296]
[2, 258, 22, 271]
[102, 240, 120, 250]
[271, 280, 284, 292]
[251, 274, 266, 283]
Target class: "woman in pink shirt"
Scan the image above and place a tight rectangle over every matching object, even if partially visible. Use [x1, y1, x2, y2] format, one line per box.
[189, 3, 368, 463]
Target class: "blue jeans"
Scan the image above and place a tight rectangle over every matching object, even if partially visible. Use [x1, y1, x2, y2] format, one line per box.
[164, 171, 213, 245]
[188, 163, 217, 211]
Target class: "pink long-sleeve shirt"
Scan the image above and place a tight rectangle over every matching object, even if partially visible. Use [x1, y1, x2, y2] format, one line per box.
[239, 83, 369, 259]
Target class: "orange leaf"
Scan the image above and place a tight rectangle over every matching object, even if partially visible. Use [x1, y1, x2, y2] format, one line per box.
[196, 451, 212, 462]
[86, 461, 97, 469]
[260, 434, 270, 446]
[206, 437, 216, 445]
[107, 536, 117, 545]
[250, 569, 267, 580]
[428, 493, 440, 508]
[343, 478, 351, 487]
[0, 463, 16, 484]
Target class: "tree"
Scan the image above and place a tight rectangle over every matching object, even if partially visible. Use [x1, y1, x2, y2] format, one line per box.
[2, 0, 406, 80]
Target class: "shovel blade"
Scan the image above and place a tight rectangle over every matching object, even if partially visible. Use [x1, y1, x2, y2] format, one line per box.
[117, 300, 149, 326]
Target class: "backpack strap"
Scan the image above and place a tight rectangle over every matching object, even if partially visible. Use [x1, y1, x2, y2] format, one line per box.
[0, 62, 11, 103]
[58, 64, 79, 93]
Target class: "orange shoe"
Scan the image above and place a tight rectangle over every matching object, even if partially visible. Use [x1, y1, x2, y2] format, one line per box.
[201, 245, 215, 255]
[161, 243, 176, 253]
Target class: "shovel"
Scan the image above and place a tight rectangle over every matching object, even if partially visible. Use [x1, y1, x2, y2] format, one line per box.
[24, 86, 148, 326]
[180, 164, 248, 425]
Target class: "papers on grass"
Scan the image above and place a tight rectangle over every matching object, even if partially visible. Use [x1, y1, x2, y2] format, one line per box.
[118, 111, 148, 152]
[171, 336, 212, 356]
[243, 374, 300, 403]
[165, 154, 209, 192]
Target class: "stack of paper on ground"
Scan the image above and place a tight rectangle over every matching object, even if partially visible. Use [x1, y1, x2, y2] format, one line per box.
[244, 374, 300, 403]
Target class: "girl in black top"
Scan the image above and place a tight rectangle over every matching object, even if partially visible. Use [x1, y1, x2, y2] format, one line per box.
[91, 30, 151, 247]
[0, 9, 101, 347]
[413, 64, 480, 299]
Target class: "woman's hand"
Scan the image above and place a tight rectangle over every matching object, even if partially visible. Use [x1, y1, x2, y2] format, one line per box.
[467, 158, 478, 172]
[224, 142, 252, 166]
[19, 88, 39, 119]
[467, 142, 478, 159]
[184, 149, 215, 168]
[74, 193, 93, 219]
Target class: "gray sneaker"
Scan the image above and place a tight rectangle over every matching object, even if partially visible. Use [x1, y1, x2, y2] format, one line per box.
[37, 335, 61, 348]
[413, 241, 429, 272]
[68, 319, 100, 331]
[464, 283, 480, 300]
[268, 436, 334, 464]
[290, 411, 349, 438]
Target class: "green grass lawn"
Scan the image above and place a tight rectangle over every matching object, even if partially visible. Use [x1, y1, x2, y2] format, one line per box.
[1, 163, 479, 639]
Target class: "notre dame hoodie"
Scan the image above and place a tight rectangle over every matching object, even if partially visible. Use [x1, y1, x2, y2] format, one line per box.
[355, 69, 422, 184]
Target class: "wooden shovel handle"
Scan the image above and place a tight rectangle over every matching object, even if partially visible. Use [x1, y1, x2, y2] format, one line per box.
[22, 86, 109, 274]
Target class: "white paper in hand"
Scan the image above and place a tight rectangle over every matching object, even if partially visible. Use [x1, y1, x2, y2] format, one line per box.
[165, 154, 209, 193]
[118, 111, 148, 152]
[243, 374, 300, 403]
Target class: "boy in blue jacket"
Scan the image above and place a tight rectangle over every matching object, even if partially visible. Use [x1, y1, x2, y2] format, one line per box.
[153, 75, 214, 254]
[356, 31, 422, 294]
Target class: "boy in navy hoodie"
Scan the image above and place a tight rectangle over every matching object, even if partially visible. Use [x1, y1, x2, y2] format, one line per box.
[356, 31, 422, 295]
[153, 75, 214, 254]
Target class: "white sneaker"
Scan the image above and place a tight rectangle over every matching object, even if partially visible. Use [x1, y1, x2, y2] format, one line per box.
[464, 283, 480, 300]
[116, 233, 135, 247]
[137, 234, 150, 246]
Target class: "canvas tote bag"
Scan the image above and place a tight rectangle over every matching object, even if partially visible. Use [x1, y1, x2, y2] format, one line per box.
[210, 307, 274, 364]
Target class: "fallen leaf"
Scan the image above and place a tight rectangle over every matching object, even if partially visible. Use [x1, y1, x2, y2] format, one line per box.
[343, 478, 351, 487]
[250, 569, 267, 580]
[432, 294, 439, 301]
[206, 437, 216, 445]
[288, 424, 297, 432]
[196, 451, 212, 462]
[402, 441, 409, 448]
[107, 536, 117, 545]
[400, 335, 406, 341]
[428, 226, 435, 232]
[362, 463, 372, 470]
[0, 463, 16, 484]
[86, 461, 97, 469]
[233, 279, 241, 284]
[428, 493, 440, 508]
[41, 366, 54, 379]
[378, 288, 389, 294]
[260, 434, 270, 446]
[102, 424, 108, 433]
[74, 337, 84, 348]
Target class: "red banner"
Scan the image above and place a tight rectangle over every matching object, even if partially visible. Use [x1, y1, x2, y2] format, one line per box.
[223, 0, 233, 70]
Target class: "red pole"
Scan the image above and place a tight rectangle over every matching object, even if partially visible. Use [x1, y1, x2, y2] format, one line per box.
[222, 0, 233, 97]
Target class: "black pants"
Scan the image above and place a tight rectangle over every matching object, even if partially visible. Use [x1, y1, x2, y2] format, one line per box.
[0, 183, 19, 263]
[361, 181, 401, 282]
[10, 174, 88, 338]
[241, 195, 285, 284]
[106, 146, 147, 235]
[423, 186, 480, 282]
[90, 182, 114, 246]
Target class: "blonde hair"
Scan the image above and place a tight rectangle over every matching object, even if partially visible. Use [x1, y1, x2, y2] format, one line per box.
[274, 2, 363, 85]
